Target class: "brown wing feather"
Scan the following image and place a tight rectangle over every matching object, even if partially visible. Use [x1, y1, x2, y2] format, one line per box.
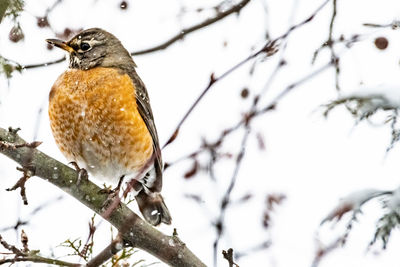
[122, 67, 163, 192]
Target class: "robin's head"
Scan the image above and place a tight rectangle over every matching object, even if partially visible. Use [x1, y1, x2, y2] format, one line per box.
[46, 28, 134, 70]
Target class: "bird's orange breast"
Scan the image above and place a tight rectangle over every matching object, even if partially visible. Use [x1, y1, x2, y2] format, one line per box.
[48, 67, 153, 180]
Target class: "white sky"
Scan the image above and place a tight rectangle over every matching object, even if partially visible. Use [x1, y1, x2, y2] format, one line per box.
[2, 0, 400, 266]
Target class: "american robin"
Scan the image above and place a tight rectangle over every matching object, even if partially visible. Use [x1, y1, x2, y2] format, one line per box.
[46, 28, 171, 226]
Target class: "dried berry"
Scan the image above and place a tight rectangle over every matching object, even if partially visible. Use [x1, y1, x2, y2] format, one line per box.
[374, 37, 388, 50]
[120, 1, 128, 10]
[37, 17, 49, 28]
[9, 25, 24, 43]
[240, 88, 249, 99]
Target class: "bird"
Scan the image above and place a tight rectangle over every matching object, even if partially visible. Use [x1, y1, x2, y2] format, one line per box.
[46, 28, 171, 226]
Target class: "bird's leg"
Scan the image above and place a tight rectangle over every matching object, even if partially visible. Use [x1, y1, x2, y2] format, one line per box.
[114, 175, 125, 192]
[69, 161, 88, 185]
[99, 175, 125, 195]
[99, 175, 125, 209]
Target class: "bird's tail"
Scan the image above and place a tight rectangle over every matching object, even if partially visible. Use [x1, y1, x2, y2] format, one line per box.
[135, 190, 172, 226]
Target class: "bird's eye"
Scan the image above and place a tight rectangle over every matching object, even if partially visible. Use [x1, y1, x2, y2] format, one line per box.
[80, 42, 91, 51]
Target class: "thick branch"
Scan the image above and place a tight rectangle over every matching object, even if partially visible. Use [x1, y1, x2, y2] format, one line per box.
[0, 127, 206, 267]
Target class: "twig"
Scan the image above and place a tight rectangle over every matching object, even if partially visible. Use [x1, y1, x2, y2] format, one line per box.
[86, 237, 123, 267]
[132, 0, 251, 55]
[162, 0, 331, 149]
[0, 235, 20, 255]
[213, 125, 251, 266]
[21, 230, 29, 253]
[166, 60, 333, 171]
[363, 20, 400, 29]
[222, 248, 239, 267]
[0, 256, 80, 266]
[0, 140, 42, 150]
[13, 0, 252, 70]
[22, 56, 66, 70]
[6, 165, 35, 205]
[0, 255, 80, 266]
[0, 195, 63, 232]
[78, 214, 97, 260]
[0, 234, 80, 267]
[162, 44, 276, 149]
[311, 236, 343, 267]
[328, 0, 340, 91]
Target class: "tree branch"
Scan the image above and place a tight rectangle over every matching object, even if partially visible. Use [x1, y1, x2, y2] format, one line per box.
[162, 0, 331, 149]
[10, 0, 252, 70]
[0, 127, 206, 267]
[132, 0, 251, 56]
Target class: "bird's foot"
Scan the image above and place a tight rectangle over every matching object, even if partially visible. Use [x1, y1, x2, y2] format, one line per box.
[99, 175, 125, 194]
[69, 161, 88, 185]
[99, 175, 125, 207]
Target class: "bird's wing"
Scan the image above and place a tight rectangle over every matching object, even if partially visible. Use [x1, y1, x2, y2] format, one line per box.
[127, 69, 163, 192]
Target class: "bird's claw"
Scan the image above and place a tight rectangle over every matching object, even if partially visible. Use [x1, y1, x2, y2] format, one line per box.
[69, 161, 88, 185]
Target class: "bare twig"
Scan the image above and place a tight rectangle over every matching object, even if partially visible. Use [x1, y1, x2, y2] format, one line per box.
[311, 236, 343, 267]
[0, 234, 80, 267]
[162, 0, 331, 149]
[10, 0, 252, 70]
[326, 0, 340, 91]
[21, 230, 29, 253]
[6, 165, 35, 205]
[213, 125, 251, 266]
[0, 195, 63, 232]
[222, 248, 239, 267]
[166, 60, 333, 171]
[363, 20, 400, 29]
[132, 0, 251, 55]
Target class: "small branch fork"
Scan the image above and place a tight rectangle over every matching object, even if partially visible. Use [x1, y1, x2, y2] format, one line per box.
[222, 248, 239, 267]
[1, 129, 42, 205]
[6, 166, 34, 205]
[0, 232, 80, 267]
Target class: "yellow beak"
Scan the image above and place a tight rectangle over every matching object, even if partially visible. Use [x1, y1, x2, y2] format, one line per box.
[46, 39, 74, 53]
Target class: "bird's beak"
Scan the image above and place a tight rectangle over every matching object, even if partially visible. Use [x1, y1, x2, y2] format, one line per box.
[46, 39, 74, 53]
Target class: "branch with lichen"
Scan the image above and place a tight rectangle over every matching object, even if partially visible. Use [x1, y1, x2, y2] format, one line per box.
[0, 127, 206, 267]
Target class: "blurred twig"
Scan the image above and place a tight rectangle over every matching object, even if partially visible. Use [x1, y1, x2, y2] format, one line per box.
[213, 125, 251, 266]
[363, 20, 400, 29]
[163, 0, 331, 149]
